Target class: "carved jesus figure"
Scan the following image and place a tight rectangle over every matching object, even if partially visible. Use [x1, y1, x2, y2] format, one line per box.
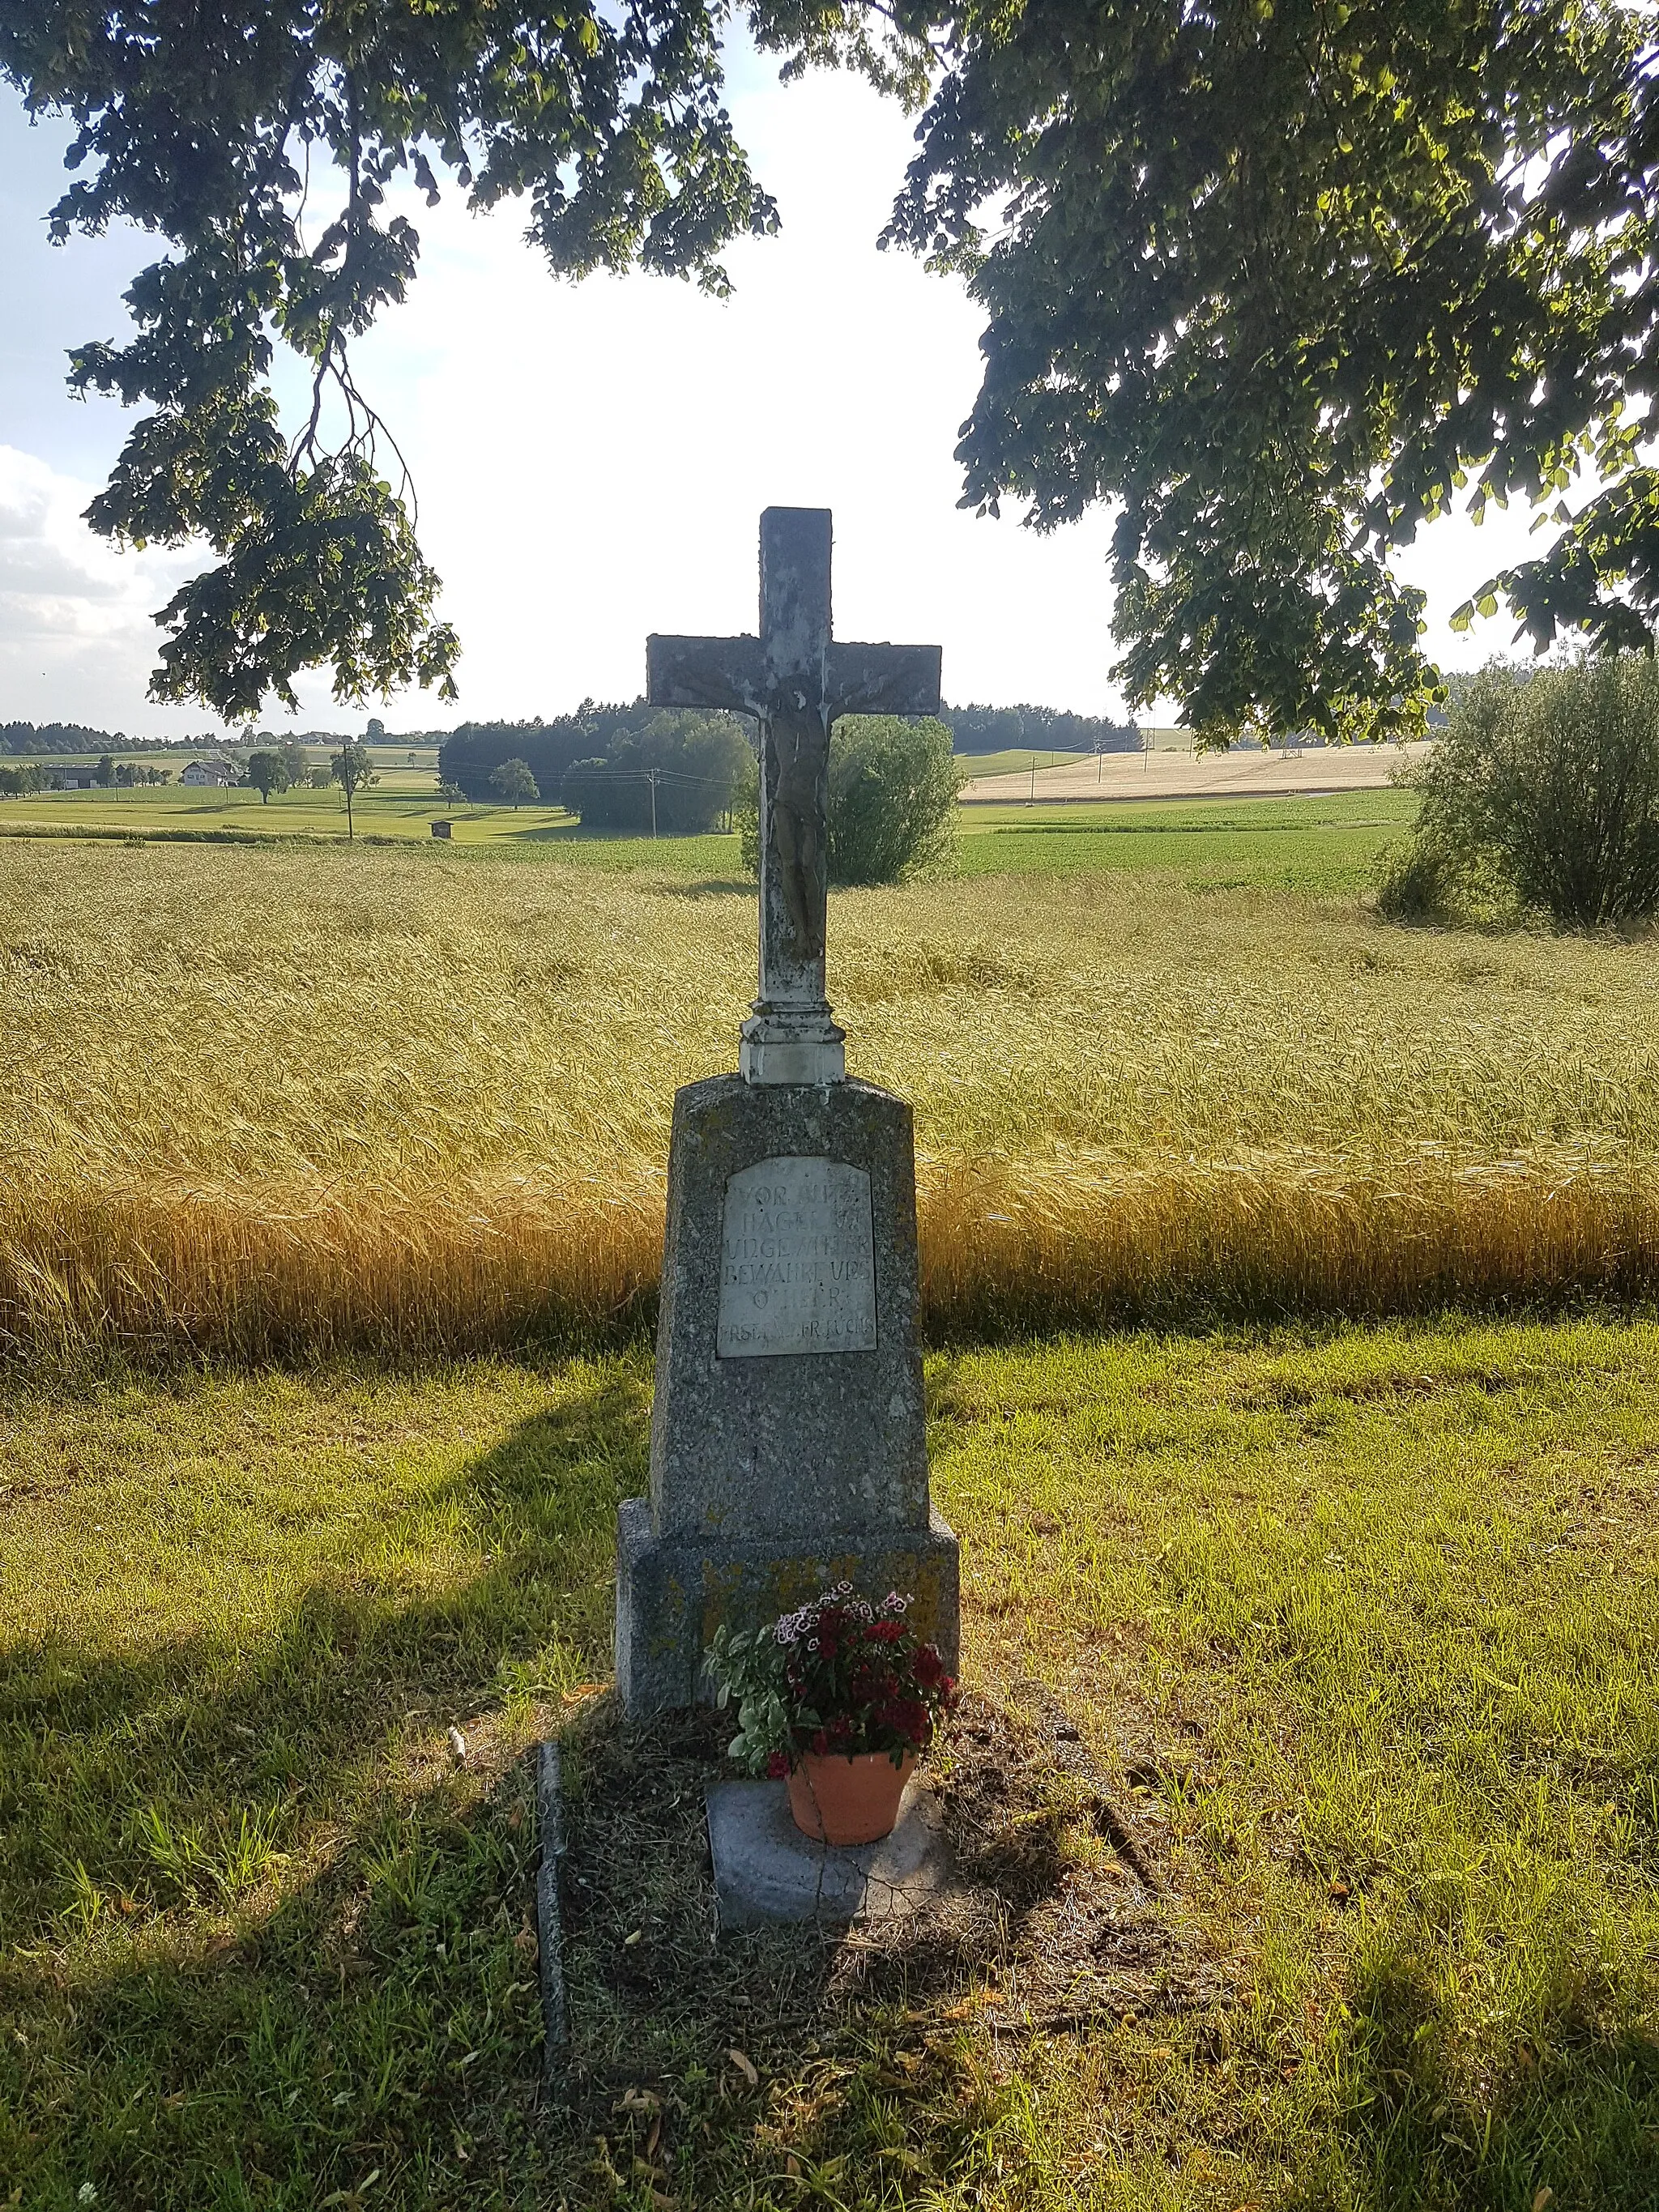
[770, 718, 826, 963]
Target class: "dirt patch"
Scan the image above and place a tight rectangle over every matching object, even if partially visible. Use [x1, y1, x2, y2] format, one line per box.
[551, 1687, 1225, 2116]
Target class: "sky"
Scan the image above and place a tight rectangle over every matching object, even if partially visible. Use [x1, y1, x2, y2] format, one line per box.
[1, 39, 1550, 739]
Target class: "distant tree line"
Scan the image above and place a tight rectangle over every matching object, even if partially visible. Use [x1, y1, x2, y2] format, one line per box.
[0, 721, 196, 756]
[440, 706, 750, 833]
[441, 698, 1136, 825]
[942, 704, 1141, 755]
[0, 759, 173, 795]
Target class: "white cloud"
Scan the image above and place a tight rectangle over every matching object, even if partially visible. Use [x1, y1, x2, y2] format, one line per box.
[0, 445, 199, 727]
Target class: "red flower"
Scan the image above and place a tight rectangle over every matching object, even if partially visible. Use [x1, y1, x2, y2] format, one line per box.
[866, 1620, 906, 1644]
[766, 1752, 789, 1779]
[915, 1645, 943, 1686]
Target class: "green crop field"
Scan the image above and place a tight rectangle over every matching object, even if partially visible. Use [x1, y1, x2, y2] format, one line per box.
[957, 789, 1417, 891]
[0, 784, 1410, 897]
[0, 778, 557, 844]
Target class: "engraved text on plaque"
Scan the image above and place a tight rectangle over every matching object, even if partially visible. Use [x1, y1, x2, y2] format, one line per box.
[717, 1156, 876, 1357]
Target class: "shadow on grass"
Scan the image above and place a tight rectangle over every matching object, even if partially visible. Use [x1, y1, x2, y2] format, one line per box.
[1330, 1933, 1659, 2211]
[0, 1370, 651, 2211]
[5, 1360, 1657, 2210]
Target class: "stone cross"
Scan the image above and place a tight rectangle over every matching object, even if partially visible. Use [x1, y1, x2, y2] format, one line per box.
[615, 505, 960, 1719]
[648, 507, 941, 1085]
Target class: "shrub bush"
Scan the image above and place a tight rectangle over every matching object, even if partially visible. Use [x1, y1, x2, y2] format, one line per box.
[739, 716, 961, 884]
[1382, 657, 1659, 927]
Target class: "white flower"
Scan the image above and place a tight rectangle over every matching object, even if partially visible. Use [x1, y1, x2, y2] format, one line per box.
[79, 2189, 97, 2206]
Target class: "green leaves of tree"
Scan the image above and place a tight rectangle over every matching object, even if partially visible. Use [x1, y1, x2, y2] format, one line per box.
[885, 0, 1659, 742]
[0, 0, 820, 712]
[14, 0, 1659, 733]
[734, 715, 959, 882]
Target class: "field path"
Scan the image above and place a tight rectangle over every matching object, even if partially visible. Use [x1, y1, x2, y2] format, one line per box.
[961, 738, 1435, 803]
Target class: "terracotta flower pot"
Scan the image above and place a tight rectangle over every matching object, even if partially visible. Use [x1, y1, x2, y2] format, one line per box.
[787, 1750, 917, 1846]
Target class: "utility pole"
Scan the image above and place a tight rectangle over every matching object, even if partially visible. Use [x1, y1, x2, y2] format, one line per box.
[649, 766, 658, 839]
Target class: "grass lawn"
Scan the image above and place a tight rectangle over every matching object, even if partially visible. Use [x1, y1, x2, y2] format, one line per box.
[0, 785, 1413, 896]
[957, 790, 1418, 893]
[4, 1316, 1656, 2208]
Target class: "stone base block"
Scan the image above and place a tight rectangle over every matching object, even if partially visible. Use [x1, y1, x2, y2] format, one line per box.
[706, 1777, 953, 1930]
[615, 1495, 960, 1715]
[738, 1006, 846, 1085]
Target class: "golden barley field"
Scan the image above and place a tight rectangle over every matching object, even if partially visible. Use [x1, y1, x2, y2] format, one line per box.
[4, 840, 1659, 1360]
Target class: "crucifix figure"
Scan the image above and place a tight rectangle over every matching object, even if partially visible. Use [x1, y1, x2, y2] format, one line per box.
[648, 507, 942, 1085]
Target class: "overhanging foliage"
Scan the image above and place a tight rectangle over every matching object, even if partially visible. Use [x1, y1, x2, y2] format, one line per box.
[8, 0, 1659, 735]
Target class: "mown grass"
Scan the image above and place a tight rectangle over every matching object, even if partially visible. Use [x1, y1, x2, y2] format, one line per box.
[958, 790, 1416, 892]
[3, 1317, 1656, 2207]
[3, 837, 1659, 1359]
[0, 786, 1405, 887]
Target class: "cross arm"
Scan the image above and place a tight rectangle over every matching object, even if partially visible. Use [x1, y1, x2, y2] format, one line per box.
[647, 633, 768, 715]
[826, 641, 943, 719]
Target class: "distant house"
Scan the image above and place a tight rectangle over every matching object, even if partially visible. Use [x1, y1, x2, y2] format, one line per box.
[51, 767, 99, 790]
[180, 758, 237, 787]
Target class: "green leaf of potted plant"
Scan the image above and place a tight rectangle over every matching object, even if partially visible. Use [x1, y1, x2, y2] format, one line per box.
[708, 1583, 957, 1846]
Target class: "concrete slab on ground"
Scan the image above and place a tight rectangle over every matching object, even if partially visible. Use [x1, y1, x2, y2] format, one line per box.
[707, 1777, 953, 1932]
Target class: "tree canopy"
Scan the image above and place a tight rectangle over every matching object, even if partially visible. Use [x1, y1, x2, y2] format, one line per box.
[7, 0, 1659, 735]
[887, 0, 1659, 740]
[488, 756, 539, 808]
[245, 748, 290, 801]
[736, 714, 958, 880]
[0, 0, 923, 718]
[561, 710, 750, 832]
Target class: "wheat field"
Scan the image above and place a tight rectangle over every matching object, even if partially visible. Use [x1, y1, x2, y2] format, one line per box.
[4, 841, 1658, 1359]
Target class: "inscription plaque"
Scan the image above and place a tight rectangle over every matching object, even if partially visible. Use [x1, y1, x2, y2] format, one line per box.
[717, 1156, 876, 1358]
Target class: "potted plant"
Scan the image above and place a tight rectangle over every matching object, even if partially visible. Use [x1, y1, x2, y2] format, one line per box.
[709, 1583, 957, 1847]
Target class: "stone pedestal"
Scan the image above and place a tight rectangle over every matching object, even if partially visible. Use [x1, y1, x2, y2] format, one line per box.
[615, 1073, 959, 1713]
